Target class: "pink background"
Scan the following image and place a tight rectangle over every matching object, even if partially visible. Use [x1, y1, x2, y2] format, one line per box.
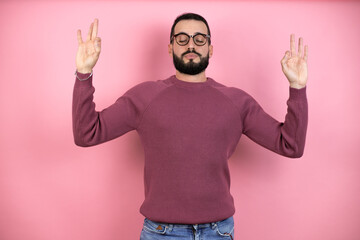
[1, 0, 359, 239]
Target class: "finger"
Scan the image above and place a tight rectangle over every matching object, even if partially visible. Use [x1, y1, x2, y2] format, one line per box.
[298, 37, 303, 57]
[95, 37, 101, 53]
[304, 45, 308, 61]
[290, 34, 296, 56]
[77, 29, 83, 44]
[87, 22, 93, 41]
[92, 18, 98, 40]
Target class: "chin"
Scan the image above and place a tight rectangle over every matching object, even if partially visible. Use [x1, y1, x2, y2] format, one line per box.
[186, 59, 199, 64]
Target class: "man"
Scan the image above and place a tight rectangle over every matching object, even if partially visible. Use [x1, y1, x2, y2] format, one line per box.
[73, 13, 308, 240]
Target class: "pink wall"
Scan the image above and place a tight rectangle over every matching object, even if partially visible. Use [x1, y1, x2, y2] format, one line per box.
[1, 1, 359, 240]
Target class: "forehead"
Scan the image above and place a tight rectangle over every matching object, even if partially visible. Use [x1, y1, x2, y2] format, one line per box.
[174, 20, 208, 35]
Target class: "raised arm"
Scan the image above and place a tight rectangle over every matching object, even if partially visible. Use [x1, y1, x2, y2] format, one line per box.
[241, 34, 308, 157]
[72, 19, 140, 147]
[241, 88, 308, 158]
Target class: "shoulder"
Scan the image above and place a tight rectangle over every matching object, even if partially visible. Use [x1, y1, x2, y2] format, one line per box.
[118, 77, 172, 108]
[208, 78, 255, 104]
[124, 77, 171, 96]
[125, 79, 167, 93]
[208, 78, 263, 117]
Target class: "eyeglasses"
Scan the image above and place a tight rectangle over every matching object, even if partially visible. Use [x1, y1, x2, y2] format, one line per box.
[171, 32, 211, 46]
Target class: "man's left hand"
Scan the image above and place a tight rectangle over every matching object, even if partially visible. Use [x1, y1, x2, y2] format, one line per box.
[281, 34, 308, 89]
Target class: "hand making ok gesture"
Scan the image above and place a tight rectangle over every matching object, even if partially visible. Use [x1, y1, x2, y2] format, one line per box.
[281, 34, 308, 89]
[76, 19, 101, 74]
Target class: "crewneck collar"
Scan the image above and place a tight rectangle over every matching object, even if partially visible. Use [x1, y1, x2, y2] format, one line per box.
[170, 75, 212, 88]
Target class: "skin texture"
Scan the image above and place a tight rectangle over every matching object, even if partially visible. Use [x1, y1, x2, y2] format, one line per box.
[75, 18, 308, 88]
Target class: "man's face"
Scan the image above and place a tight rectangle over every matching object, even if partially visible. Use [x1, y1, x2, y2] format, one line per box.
[168, 20, 213, 75]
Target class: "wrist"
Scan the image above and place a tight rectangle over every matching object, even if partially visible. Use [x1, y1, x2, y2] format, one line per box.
[290, 83, 306, 89]
[75, 70, 93, 81]
[76, 68, 92, 74]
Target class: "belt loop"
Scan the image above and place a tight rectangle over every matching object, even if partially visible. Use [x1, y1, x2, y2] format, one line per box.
[168, 224, 174, 232]
[211, 222, 217, 229]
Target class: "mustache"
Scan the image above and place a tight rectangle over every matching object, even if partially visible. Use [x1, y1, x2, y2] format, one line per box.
[181, 49, 202, 58]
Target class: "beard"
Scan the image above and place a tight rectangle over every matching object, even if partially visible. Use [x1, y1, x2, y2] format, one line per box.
[173, 49, 209, 75]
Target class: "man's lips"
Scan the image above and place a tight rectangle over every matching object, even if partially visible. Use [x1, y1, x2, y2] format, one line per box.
[184, 53, 199, 59]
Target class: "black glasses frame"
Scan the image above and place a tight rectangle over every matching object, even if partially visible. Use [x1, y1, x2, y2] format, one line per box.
[171, 32, 211, 46]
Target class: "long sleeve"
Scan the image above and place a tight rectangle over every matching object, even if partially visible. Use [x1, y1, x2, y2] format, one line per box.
[241, 87, 308, 158]
[72, 74, 146, 147]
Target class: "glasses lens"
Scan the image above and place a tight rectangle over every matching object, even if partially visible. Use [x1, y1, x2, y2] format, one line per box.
[175, 34, 189, 46]
[194, 34, 207, 46]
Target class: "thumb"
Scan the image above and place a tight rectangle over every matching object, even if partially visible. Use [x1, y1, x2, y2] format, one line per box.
[281, 51, 290, 70]
[95, 37, 101, 53]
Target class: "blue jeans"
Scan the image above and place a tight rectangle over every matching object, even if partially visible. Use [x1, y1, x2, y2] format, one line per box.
[140, 216, 234, 240]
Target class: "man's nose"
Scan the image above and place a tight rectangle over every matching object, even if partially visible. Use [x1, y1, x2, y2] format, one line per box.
[187, 37, 196, 49]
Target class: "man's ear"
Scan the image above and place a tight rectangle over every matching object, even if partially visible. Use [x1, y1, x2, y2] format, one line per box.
[168, 43, 173, 57]
[209, 44, 213, 58]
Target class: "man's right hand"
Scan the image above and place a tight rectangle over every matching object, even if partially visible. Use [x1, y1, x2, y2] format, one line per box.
[76, 19, 101, 74]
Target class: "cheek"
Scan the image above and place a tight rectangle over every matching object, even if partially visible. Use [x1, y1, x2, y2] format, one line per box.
[199, 49, 209, 57]
[173, 48, 181, 55]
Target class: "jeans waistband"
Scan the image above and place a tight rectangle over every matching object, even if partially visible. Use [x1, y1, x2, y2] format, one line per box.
[145, 216, 233, 231]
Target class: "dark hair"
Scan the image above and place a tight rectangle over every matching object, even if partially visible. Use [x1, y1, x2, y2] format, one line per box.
[170, 13, 211, 44]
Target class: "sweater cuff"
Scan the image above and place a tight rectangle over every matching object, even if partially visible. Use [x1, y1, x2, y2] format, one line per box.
[74, 71, 93, 88]
[289, 86, 307, 101]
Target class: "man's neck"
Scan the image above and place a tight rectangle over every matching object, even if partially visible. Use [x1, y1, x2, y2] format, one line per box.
[175, 71, 207, 83]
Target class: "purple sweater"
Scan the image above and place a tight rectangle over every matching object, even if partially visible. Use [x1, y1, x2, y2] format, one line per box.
[72, 73, 308, 224]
